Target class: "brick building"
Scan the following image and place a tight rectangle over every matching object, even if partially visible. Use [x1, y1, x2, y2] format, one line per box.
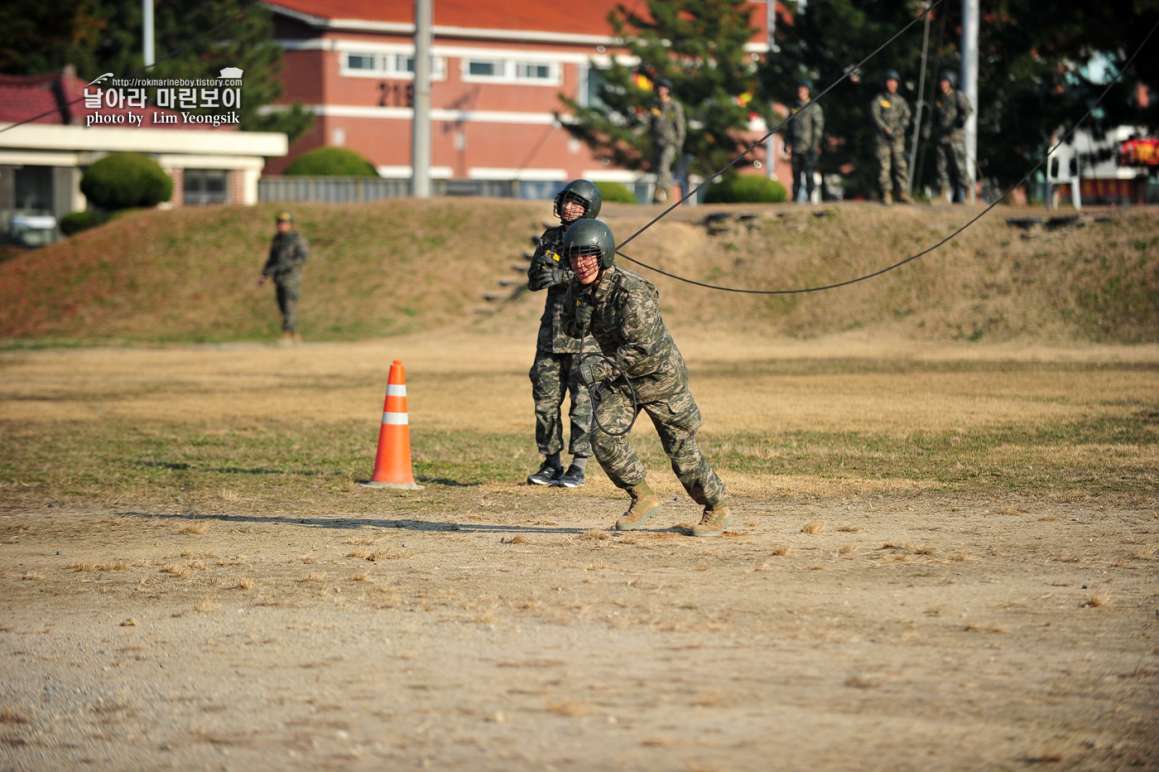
[264, 0, 789, 196]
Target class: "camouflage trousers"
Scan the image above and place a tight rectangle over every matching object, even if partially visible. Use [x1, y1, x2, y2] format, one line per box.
[590, 383, 726, 507]
[876, 139, 909, 199]
[275, 273, 301, 333]
[653, 143, 678, 201]
[936, 137, 969, 202]
[529, 350, 592, 458]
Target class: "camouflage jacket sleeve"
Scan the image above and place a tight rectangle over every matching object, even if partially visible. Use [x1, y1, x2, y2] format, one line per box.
[611, 280, 668, 379]
[812, 104, 825, 153]
[261, 240, 278, 277]
[291, 235, 309, 269]
[871, 97, 890, 134]
[561, 282, 591, 339]
[673, 100, 686, 149]
[955, 91, 972, 129]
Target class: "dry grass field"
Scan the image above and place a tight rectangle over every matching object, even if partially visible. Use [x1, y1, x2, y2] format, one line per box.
[1, 329, 1156, 770]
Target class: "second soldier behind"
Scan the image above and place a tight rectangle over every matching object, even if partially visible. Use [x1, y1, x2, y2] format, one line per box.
[871, 69, 913, 205]
[525, 180, 600, 487]
[929, 70, 973, 203]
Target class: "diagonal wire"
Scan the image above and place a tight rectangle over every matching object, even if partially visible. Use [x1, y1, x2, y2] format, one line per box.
[614, 17, 1159, 295]
[615, 0, 946, 251]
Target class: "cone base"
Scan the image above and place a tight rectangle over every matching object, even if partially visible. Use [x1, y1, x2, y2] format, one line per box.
[358, 480, 423, 490]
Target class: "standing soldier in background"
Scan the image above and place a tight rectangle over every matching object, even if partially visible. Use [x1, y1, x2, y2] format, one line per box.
[928, 70, 973, 203]
[649, 79, 686, 204]
[257, 211, 308, 343]
[871, 69, 913, 205]
[785, 79, 825, 204]
[525, 180, 599, 488]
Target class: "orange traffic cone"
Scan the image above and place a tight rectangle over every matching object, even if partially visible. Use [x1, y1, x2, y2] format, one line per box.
[359, 359, 421, 490]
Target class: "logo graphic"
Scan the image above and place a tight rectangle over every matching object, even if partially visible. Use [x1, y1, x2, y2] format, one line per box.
[87, 72, 115, 86]
[218, 67, 244, 79]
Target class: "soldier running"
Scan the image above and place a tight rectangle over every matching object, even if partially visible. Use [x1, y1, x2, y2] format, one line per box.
[785, 79, 824, 203]
[929, 70, 973, 203]
[649, 79, 686, 204]
[561, 219, 731, 537]
[871, 69, 913, 205]
[525, 180, 599, 487]
[257, 211, 309, 342]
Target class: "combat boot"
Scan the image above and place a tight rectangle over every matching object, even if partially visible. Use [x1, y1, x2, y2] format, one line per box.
[614, 480, 662, 531]
[690, 503, 732, 537]
[898, 191, 914, 205]
[882, 192, 893, 206]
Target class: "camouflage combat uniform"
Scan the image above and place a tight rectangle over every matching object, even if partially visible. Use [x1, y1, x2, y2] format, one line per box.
[527, 225, 594, 459]
[650, 99, 686, 201]
[931, 88, 972, 202]
[871, 91, 912, 200]
[563, 266, 725, 507]
[262, 230, 309, 332]
[787, 99, 824, 202]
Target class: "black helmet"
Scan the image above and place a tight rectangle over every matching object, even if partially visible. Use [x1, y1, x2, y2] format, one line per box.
[656, 78, 673, 91]
[940, 70, 958, 87]
[884, 68, 901, 83]
[553, 178, 602, 222]
[562, 218, 616, 270]
[797, 78, 813, 91]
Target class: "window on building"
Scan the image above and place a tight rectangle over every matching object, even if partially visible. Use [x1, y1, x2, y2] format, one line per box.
[183, 169, 228, 206]
[466, 59, 504, 79]
[515, 62, 555, 83]
[344, 51, 444, 79]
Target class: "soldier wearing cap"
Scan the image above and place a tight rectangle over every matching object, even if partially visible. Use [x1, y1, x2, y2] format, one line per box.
[871, 69, 913, 205]
[258, 211, 309, 342]
[927, 70, 973, 203]
[785, 79, 825, 203]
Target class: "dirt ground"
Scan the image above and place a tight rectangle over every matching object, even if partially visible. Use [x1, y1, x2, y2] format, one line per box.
[1, 332, 1157, 770]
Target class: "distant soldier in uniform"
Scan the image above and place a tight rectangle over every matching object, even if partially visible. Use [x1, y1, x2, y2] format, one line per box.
[561, 219, 730, 537]
[258, 211, 308, 342]
[649, 79, 686, 204]
[785, 79, 825, 203]
[525, 180, 599, 487]
[871, 69, 913, 205]
[929, 70, 973, 203]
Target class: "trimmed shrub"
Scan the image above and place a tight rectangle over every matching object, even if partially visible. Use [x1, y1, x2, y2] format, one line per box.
[285, 147, 379, 176]
[80, 153, 173, 210]
[59, 210, 110, 236]
[704, 174, 787, 204]
[595, 180, 637, 204]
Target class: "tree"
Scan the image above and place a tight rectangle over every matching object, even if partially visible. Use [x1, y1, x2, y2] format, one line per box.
[0, 0, 313, 141]
[285, 147, 378, 177]
[80, 152, 173, 209]
[559, 0, 768, 181]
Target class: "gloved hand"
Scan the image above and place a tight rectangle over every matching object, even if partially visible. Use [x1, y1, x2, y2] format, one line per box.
[882, 128, 893, 139]
[533, 265, 567, 287]
[578, 355, 614, 386]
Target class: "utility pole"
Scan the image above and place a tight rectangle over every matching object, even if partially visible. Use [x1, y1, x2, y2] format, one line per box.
[908, 3, 932, 195]
[143, 0, 155, 68]
[765, 0, 776, 180]
[411, 0, 432, 198]
[962, 0, 978, 203]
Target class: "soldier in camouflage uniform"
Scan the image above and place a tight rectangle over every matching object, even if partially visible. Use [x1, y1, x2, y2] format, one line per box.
[649, 79, 686, 204]
[785, 79, 824, 203]
[560, 219, 730, 537]
[929, 70, 972, 203]
[258, 211, 309, 342]
[525, 180, 600, 487]
[871, 69, 913, 205]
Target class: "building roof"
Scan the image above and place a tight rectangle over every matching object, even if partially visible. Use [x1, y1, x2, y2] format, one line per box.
[0, 67, 232, 131]
[266, 0, 780, 43]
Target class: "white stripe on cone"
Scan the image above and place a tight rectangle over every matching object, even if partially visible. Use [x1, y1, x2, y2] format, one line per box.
[382, 412, 409, 425]
[387, 385, 407, 397]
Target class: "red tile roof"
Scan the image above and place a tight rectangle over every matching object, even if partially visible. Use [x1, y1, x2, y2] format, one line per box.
[267, 0, 777, 40]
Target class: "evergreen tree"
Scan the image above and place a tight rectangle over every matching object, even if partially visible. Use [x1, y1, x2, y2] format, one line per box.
[559, 0, 768, 182]
[0, 0, 313, 140]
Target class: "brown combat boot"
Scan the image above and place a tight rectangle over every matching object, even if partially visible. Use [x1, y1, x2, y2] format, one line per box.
[614, 480, 663, 531]
[898, 191, 914, 205]
[690, 503, 732, 537]
[882, 192, 893, 206]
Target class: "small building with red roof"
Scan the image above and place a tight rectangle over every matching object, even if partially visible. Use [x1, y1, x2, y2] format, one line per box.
[264, 0, 789, 196]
